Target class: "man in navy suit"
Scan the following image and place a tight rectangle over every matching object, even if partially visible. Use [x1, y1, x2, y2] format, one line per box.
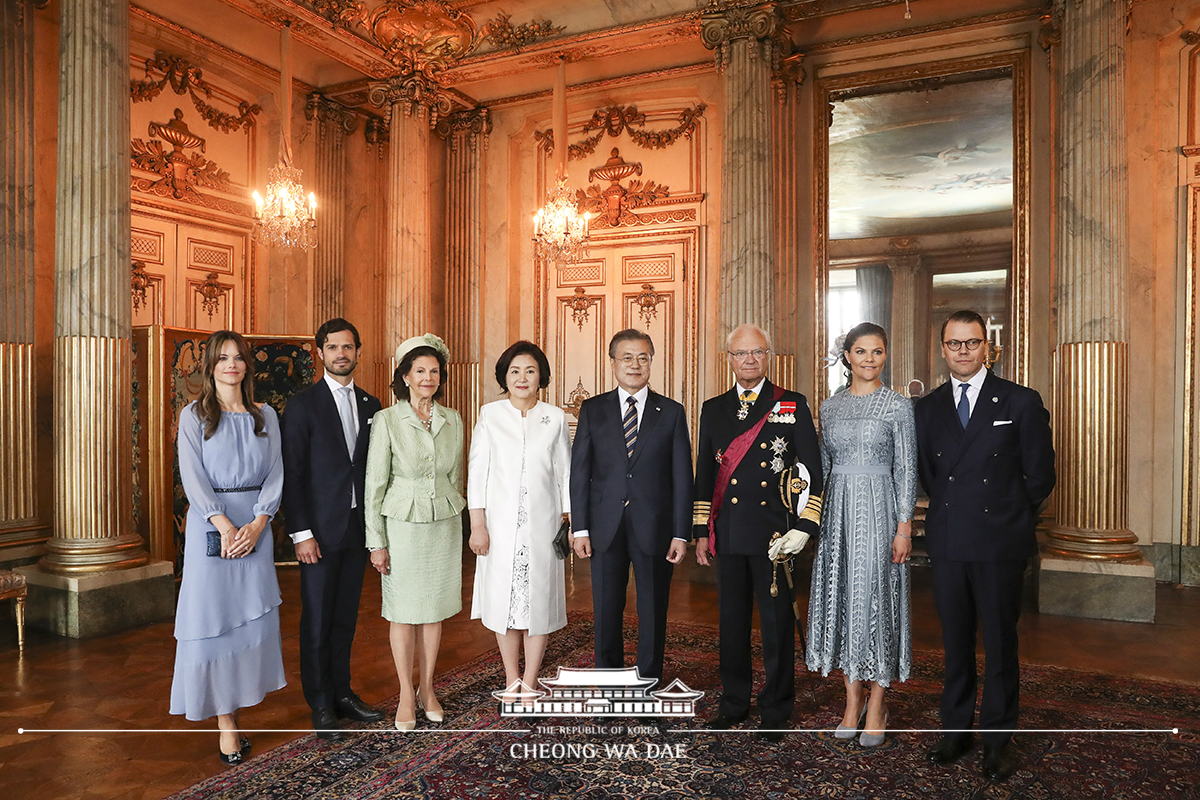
[915, 310, 1055, 782]
[692, 323, 823, 741]
[570, 329, 694, 684]
[282, 318, 384, 740]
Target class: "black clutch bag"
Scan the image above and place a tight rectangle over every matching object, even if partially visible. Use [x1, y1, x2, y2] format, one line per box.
[552, 520, 571, 560]
[205, 530, 256, 558]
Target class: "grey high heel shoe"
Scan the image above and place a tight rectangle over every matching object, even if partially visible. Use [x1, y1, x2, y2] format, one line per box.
[417, 690, 444, 723]
[859, 708, 888, 747]
[834, 704, 868, 739]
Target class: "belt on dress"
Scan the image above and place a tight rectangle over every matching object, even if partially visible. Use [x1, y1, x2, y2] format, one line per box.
[213, 485, 263, 493]
[830, 465, 891, 475]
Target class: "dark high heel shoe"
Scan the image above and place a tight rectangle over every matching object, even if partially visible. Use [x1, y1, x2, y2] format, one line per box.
[218, 748, 243, 766]
[239, 737, 251, 756]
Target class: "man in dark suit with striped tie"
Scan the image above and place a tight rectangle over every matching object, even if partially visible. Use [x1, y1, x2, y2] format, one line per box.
[570, 329, 694, 683]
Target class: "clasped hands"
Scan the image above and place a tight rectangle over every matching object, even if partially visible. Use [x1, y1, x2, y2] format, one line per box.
[217, 514, 267, 559]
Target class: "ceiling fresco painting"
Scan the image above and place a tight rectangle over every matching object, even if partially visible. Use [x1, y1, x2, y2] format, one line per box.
[828, 76, 1014, 240]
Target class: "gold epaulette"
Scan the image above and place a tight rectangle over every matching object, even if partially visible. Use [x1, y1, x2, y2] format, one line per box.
[799, 494, 823, 525]
[692, 501, 712, 526]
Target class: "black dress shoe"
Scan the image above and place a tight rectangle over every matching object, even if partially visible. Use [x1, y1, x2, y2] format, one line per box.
[982, 743, 1018, 782]
[705, 712, 747, 730]
[756, 726, 786, 743]
[239, 737, 251, 756]
[312, 707, 349, 742]
[218, 748, 243, 766]
[336, 694, 385, 722]
[926, 733, 972, 766]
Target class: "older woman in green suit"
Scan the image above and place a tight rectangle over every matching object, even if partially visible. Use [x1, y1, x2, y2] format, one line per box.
[365, 333, 465, 731]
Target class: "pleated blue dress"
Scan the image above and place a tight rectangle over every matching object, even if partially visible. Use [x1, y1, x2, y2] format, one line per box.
[170, 402, 287, 721]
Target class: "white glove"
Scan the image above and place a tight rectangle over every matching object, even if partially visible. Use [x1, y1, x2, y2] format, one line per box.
[768, 529, 810, 561]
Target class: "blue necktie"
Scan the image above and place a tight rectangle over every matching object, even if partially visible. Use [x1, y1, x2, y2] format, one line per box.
[623, 396, 638, 459]
[957, 383, 971, 429]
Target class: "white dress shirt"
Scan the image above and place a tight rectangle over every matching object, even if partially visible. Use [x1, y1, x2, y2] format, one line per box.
[953, 367, 988, 419]
[289, 374, 358, 545]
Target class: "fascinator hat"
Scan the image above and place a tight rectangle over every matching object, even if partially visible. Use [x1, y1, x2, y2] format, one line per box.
[395, 333, 450, 366]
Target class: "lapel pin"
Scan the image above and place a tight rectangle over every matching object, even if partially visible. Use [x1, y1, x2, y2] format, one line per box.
[992, 397, 998, 403]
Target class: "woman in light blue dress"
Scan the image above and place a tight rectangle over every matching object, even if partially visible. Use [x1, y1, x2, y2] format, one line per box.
[170, 330, 285, 766]
[807, 322, 916, 748]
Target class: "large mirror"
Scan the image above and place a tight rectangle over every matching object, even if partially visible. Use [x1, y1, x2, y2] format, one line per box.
[814, 53, 1030, 403]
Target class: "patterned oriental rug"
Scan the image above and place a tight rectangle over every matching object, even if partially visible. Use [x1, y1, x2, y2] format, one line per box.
[167, 616, 1200, 800]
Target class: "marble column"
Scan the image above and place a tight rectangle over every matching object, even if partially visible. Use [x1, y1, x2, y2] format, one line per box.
[305, 93, 358, 327]
[23, 0, 173, 636]
[887, 252, 924, 393]
[702, 2, 785, 341]
[1, 0, 37, 531]
[369, 73, 450, 362]
[436, 107, 490, 440]
[1039, 0, 1153, 622]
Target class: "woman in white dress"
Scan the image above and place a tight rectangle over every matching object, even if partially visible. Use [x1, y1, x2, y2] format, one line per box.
[468, 341, 571, 694]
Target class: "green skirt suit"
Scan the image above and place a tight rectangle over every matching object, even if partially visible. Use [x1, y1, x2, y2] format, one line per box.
[364, 401, 466, 624]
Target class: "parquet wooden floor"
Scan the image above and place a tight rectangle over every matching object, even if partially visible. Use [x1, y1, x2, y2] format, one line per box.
[1, 548, 1197, 800]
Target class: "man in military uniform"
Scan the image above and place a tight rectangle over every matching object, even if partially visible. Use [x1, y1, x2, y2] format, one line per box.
[694, 324, 823, 741]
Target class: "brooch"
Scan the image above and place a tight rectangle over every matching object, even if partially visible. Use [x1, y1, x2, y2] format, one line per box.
[770, 436, 788, 455]
[540, 415, 551, 425]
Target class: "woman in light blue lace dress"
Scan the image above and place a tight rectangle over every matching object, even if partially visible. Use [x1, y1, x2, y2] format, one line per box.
[807, 322, 916, 748]
[171, 330, 286, 766]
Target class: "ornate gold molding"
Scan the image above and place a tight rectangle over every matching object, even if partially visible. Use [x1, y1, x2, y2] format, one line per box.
[634, 284, 663, 325]
[564, 377, 591, 418]
[562, 287, 599, 331]
[576, 148, 672, 227]
[131, 111, 249, 216]
[480, 12, 564, 52]
[700, 1, 791, 69]
[534, 104, 706, 161]
[198, 273, 229, 319]
[130, 52, 261, 134]
[308, 0, 365, 30]
[131, 261, 150, 313]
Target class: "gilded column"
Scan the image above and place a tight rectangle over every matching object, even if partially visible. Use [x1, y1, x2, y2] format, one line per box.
[42, 0, 148, 573]
[702, 2, 787, 339]
[369, 73, 450, 358]
[436, 107, 490, 439]
[1038, 0, 1153, 622]
[0, 0, 38, 531]
[305, 93, 358, 326]
[1045, 0, 1137, 561]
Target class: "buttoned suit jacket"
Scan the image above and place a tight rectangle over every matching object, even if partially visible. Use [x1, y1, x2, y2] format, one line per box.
[569, 388, 693, 555]
[281, 379, 382, 552]
[914, 370, 1055, 562]
[692, 382, 823, 556]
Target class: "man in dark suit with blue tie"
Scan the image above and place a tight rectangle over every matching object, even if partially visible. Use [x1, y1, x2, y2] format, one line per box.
[570, 329, 694, 684]
[282, 318, 385, 741]
[915, 310, 1055, 782]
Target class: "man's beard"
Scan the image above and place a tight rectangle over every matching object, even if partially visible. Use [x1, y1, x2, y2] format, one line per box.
[325, 360, 356, 376]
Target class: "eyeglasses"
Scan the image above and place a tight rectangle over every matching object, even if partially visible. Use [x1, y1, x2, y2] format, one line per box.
[728, 349, 769, 360]
[943, 338, 984, 352]
[615, 355, 651, 366]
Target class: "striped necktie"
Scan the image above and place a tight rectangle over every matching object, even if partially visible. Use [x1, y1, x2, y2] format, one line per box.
[623, 396, 638, 459]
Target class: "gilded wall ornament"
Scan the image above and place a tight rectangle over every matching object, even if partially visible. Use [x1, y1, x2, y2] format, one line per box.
[368, 70, 454, 128]
[308, 0, 366, 29]
[634, 283, 662, 326]
[365, 0, 477, 75]
[564, 377, 592, 418]
[131, 261, 150, 313]
[701, 1, 796, 96]
[480, 11, 564, 51]
[562, 287, 598, 331]
[198, 273, 228, 319]
[534, 104, 706, 161]
[574, 148, 671, 227]
[131, 53, 261, 134]
[433, 106, 492, 148]
[132, 109, 238, 211]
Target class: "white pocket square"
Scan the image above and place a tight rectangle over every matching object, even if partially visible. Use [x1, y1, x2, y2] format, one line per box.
[993, 420, 1012, 426]
[367, 418, 373, 425]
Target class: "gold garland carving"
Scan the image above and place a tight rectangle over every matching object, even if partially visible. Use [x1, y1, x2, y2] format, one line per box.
[480, 12, 564, 52]
[130, 53, 261, 134]
[534, 104, 706, 161]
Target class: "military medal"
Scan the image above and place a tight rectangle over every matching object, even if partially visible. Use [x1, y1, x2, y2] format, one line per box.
[767, 400, 797, 424]
[771, 456, 785, 473]
[770, 436, 787, 455]
[737, 399, 750, 420]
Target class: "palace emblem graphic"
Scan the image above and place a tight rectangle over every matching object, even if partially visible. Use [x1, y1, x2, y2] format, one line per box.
[493, 667, 704, 718]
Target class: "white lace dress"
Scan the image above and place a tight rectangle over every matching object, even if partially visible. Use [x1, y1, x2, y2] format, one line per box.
[806, 386, 917, 686]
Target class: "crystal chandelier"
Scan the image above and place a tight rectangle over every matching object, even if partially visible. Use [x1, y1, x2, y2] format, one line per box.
[251, 22, 317, 250]
[532, 57, 589, 266]
[252, 163, 316, 249]
[533, 179, 590, 264]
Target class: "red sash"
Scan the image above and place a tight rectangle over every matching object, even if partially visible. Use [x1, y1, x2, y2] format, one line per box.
[708, 385, 785, 548]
